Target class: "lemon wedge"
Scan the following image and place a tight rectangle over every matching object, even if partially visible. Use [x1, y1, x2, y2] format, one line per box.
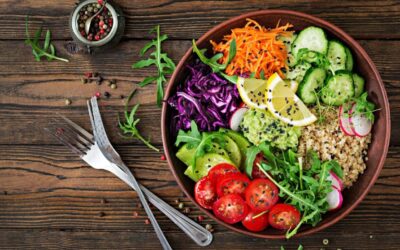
[236, 77, 268, 109]
[266, 73, 317, 126]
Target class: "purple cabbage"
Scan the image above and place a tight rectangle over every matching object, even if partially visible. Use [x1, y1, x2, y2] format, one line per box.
[168, 61, 240, 132]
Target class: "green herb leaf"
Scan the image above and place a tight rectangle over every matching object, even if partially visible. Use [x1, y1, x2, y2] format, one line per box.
[245, 146, 260, 177]
[351, 92, 377, 122]
[118, 89, 159, 152]
[25, 16, 69, 63]
[138, 76, 158, 87]
[175, 120, 202, 147]
[133, 25, 175, 107]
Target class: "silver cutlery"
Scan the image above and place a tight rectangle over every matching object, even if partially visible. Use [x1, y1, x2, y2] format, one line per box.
[86, 98, 171, 250]
[44, 115, 213, 247]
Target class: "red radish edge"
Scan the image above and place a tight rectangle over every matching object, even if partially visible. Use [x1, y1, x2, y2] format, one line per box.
[327, 187, 343, 211]
[339, 105, 355, 136]
[327, 171, 343, 191]
[349, 104, 372, 137]
[229, 107, 249, 131]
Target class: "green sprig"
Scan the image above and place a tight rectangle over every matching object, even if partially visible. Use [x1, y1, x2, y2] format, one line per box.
[132, 25, 175, 107]
[24, 16, 69, 62]
[118, 89, 159, 152]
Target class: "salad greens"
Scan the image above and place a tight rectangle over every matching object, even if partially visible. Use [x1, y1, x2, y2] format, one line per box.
[25, 16, 69, 62]
[175, 120, 226, 170]
[118, 89, 159, 152]
[132, 25, 176, 107]
[351, 92, 377, 122]
[192, 39, 238, 83]
[253, 143, 342, 238]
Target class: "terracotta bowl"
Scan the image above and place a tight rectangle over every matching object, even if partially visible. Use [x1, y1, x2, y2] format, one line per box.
[161, 10, 391, 239]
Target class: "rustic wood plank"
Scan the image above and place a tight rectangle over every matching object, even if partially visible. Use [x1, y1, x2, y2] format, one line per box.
[0, 228, 399, 250]
[0, 39, 398, 145]
[2, 0, 400, 40]
[0, 144, 398, 231]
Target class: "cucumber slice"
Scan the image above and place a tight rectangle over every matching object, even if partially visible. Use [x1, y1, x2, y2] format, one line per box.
[184, 153, 234, 182]
[285, 62, 312, 83]
[352, 73, 365, 97]
[279, 34, 297, 66]
[345, 47, 354, 71]
[321, 71, 354, 106]
[292, 26, 328, 57]
[327, 40, 347, 72]
[298, 68, 327, 104]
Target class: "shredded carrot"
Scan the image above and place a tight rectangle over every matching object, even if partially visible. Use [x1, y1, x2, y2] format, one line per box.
[210, 18, 294, 79]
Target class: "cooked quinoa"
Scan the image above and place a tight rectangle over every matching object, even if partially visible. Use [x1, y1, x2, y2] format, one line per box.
[297, 108, 371, 188]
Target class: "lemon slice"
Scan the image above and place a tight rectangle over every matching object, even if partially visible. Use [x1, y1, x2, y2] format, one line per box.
[236, 77, 268, 109]
[284, 79, 299, 93]
[266, 73, 317, 126]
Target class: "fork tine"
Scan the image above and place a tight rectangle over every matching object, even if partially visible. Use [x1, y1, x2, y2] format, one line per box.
[59, 115, 94, 141]
[51, 116, 94, 149]
[90, 97, 113, 145]
[44, 123, 87, 156]
[49, 118, 92, 150]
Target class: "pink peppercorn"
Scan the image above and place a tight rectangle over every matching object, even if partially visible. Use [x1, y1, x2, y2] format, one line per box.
[160, 154, 166, 161]
[95, 92, 101, 98]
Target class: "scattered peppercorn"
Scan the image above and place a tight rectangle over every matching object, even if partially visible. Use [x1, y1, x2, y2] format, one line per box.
[99, 211, 106, 217]
[197, 215, 204, 222]
[104, 91, 111, 98]
[110, 79, 116, 85]
[84, 72, 93, 78]
[369, 235, 373, 239]
[3, 191, 7, 195]
[100, 198, 107, 204]
[322, 239, 329, 245]
[205, 224, 213, 231]
[81, 77, 88, 84]
[93, 72, 98, 77]
[137, 203, 142, 208]
[178, 202, 184, 209]
[174, 199, 179, 204]
[183, 207, 191, 214]
[144, 218, 150, 224]
[110, 83, 117, 89]
[65, 99, 72, 105]
[160, 154, 166, 160]
[133, 211, 139, 218]
[120, 95, 125, 99]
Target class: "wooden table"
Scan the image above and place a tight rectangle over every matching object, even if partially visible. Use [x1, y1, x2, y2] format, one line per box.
[0, 1, 399, 249]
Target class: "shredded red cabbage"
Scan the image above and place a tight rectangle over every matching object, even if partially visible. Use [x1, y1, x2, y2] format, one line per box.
[168, 61, 240, 132]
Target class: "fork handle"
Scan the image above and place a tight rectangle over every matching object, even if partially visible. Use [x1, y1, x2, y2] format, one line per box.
[119, 163, 172, 250]
[110, 163, 213, 247]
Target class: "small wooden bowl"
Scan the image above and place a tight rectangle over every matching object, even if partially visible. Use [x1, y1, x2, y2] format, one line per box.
[161, 10, 391, 239]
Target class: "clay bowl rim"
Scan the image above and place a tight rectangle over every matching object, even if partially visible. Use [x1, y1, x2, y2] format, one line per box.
[161, 9, 391, 239]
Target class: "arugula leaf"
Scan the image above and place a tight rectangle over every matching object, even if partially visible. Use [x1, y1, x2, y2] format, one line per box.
[245, 146, 260, 177]
[118, 89, 159, 152]
[351, 92, 377, 122]
[132, 25, 175, 107]
[192, 39, 236, 82]
[25, 16, 69, 63]
[175, 121, 202, 148]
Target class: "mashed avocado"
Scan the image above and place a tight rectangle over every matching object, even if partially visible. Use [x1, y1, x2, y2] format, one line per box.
[240, 109, 301, 150]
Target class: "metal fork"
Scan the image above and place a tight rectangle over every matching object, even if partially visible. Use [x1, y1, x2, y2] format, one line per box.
[44, 115, 213, 247]
[87, 98, 171, 250]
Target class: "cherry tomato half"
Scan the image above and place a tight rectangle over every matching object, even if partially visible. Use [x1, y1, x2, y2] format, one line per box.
[245, 178, 279, 213]
[216, 173, 250, 198]
[252, 153, 268, 179]
[212, 194, 249, 224]
[268, 204, 301, 230]
[242, 210, 269, 232]
[208, 163, 239, 184]
[194, 176, 217, 210]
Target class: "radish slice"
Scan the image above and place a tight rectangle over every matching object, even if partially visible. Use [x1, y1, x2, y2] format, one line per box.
[327, 187, 343, 211]
[339, 105, 355, 136]
[327, 171, 343, 191]
[229, 107, 249, 131]
[349, 104, 372, 137]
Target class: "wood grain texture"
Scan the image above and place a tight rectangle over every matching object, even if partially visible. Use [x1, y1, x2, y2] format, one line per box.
[1, 0, 400, 40]
[1, 0, 399, 249]
[0, 145, 399, 249]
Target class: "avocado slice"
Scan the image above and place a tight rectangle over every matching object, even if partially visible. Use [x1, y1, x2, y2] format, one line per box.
[184, 153, 235, 182]
[220, 129, 251, 169]
[177, 142, 229, 167]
